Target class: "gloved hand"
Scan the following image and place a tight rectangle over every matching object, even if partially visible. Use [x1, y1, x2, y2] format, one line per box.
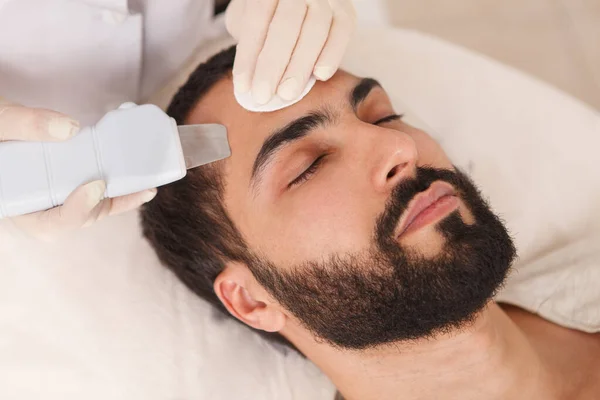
[226, 0, 356, 105]
[0, 101, 157, 240]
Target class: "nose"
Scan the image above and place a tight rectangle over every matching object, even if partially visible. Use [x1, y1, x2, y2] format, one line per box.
[370, 129, 417, 193]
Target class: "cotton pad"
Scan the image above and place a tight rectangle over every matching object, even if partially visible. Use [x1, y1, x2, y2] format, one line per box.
[234, 76, 317, 113]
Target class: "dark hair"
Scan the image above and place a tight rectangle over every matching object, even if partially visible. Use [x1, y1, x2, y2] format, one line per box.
[141, 45, 296, 352]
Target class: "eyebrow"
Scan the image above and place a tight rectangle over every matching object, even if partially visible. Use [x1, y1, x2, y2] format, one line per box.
[350, 78, 382, 111]
[250, 77, 383, 189]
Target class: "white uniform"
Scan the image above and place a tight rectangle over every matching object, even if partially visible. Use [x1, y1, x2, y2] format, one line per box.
[0, 0, 227, 125]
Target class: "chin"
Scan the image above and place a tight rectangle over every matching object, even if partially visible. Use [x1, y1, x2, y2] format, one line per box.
[397, 224, 447, 259]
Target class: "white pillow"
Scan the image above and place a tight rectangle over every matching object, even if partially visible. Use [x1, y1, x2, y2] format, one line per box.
[1, 27, 599, 400]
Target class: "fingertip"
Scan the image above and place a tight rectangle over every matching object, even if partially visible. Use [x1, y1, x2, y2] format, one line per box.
[143, 188, 157, 203]
[313, 66, 335, 81]
[252, 80, 273, 105]
[83, 180, 107, 209]
[277, 77, 300, 101]
[48, 116, 80, 140]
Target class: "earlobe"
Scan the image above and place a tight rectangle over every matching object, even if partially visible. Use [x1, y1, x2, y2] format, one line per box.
[214, 264, 286, 333]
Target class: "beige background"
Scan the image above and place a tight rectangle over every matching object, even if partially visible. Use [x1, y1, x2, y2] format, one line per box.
[385, 0, 600, 111]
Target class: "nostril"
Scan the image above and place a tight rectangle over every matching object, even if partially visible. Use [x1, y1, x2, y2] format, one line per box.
[387, 166, 398, 180]
[387, 163, 406, 180]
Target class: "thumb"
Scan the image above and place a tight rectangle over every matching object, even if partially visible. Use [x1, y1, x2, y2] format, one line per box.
[0, 102, 79, 142]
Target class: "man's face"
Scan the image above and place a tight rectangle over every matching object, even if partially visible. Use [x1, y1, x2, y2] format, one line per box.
[188, 71, 515, 349]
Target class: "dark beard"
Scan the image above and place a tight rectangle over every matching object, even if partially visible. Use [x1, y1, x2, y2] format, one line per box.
[248, 166, 516, 349]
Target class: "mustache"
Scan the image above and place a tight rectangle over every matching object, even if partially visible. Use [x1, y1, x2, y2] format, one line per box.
[375, 166, 470, 241]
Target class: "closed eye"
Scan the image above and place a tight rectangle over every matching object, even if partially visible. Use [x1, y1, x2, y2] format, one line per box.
[288, 154, 328, 188]
[373, 114, 404, 125]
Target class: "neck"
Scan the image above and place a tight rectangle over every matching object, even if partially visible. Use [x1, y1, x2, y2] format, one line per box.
[286, 303, 558, 400]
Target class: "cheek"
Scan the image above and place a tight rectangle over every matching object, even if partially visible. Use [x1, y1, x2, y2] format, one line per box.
[256, 175, 376, 266]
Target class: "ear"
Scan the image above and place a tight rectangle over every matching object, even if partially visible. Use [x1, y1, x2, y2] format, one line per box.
[214, 262, 286, 333]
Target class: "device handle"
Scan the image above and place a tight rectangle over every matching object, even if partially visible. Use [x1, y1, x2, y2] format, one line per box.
[0, 103, 186, 219]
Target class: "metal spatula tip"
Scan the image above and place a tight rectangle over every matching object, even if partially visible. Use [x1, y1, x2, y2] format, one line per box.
[178, 124, 230, 170]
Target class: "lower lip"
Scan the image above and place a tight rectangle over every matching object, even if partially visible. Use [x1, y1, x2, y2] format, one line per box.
[400, 195, 460, 237]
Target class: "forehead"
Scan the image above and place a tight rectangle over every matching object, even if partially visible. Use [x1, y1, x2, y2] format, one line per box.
[185, 70, 362, 149]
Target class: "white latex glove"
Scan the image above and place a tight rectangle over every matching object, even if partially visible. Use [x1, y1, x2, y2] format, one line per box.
[226, 0, 356, 105]
[0, 102, 157, 240]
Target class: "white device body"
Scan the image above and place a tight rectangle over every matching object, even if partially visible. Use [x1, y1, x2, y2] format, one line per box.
[0, 103, 186, 219]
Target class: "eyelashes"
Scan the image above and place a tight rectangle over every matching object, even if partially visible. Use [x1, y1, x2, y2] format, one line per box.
[373, 113, 404, 126]
[288, 114, 404, 188]
[288, 153, 328, 188]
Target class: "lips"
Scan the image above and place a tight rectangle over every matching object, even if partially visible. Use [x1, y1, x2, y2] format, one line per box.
[395, 181, 457, 238]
